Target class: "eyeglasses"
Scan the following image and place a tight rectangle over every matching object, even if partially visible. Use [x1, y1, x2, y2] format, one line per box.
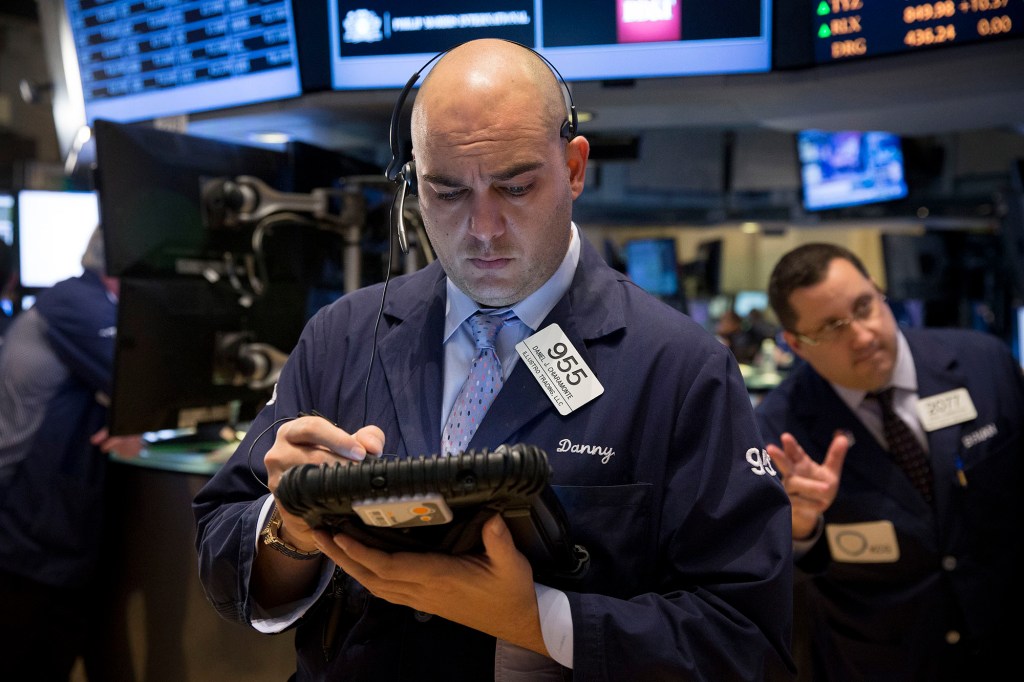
[792, 292, 887, 346]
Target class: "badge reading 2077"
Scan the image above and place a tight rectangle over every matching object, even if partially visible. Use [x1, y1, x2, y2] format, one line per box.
[516, 324, 604, 416]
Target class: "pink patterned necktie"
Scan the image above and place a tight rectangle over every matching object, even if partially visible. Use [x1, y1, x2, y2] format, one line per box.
[441, 311, 511, 456]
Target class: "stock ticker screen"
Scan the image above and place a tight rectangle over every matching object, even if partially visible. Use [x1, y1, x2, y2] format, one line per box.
[65, 0, 303, 124]
[813, 0, 1024, 63]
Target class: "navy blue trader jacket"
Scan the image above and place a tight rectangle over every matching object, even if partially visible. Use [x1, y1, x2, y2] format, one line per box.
[0, 269, 117, 588]
[756, 327, 1024, 681]
[194, 238, 796, 681]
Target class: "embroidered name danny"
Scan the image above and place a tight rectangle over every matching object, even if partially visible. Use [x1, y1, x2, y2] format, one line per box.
[556, 438, 615, 464]
[962, 423, 997, 449]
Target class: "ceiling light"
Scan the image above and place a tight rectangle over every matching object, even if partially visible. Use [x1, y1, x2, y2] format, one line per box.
[249, 131, 292, 145]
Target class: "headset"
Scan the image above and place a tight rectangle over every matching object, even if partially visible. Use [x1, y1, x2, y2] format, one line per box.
[384, 39, 579, 254]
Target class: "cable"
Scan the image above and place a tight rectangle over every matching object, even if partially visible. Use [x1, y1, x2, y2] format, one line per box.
[361, 188, 402, 425]
[247, 416, 295, 490]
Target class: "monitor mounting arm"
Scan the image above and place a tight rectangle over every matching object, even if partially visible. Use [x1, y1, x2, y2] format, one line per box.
[201, 174, 368, 232]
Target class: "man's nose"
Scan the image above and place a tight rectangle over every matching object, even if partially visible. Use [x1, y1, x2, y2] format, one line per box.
[467, 195, 505, 241]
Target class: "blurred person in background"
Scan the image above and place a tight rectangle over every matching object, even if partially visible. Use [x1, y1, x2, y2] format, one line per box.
[0, 225, 143, 681]
[716, 308, 763, 365]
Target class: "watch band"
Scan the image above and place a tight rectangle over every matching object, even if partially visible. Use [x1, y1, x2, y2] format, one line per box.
[260, 503, 322, 560]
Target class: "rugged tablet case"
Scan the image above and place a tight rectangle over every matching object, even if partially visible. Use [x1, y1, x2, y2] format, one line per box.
[276, 443, 588, 580]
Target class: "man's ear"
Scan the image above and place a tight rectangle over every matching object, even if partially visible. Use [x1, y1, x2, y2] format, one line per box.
[567, 136, 589, 199]
[782, 330, 808, 361]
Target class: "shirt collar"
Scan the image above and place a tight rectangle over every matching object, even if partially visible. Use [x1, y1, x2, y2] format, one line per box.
[444, 223, 581, 341]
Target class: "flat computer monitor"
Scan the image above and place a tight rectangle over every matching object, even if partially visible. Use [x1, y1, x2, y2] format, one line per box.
[797, 130, 909, 212]
[109, 276, 308, 435]
[93, 119, 293, 277]
[16, 189, 100, 289]
[733, 290, 769, 317]
[624, 238, 679, 297]
[681, 239, 722, 298]
[93, 120, 389, 436]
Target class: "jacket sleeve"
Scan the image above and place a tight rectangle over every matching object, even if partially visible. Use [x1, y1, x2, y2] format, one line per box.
[35, 275, 117, 396]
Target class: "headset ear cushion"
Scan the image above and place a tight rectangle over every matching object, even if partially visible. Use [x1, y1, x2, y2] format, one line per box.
[402, 160, 418, 196]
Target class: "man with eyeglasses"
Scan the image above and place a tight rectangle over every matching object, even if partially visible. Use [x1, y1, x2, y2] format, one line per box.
[754, 241, 1024, 681]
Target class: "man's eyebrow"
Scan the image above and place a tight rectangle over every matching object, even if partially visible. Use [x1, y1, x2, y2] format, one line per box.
[420, 171, 462, 188]
[421, 161, 544, 187]
[491, 161, 544, 181]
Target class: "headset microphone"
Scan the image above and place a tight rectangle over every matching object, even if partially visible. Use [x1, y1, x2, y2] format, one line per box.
[393, 161, 413, 254]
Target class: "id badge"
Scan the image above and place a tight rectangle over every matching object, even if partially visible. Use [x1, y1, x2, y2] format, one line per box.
[516, 324, 604, 415]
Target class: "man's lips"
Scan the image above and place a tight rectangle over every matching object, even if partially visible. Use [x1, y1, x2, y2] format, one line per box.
[469, 257, 511, 269]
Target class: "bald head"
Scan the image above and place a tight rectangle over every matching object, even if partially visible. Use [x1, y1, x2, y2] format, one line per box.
[401, 39, 588, 307]
[410, 39, 570, 153]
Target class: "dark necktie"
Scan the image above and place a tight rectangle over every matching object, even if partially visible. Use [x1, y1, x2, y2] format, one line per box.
[441, 311, 511, 456]
[870, 387, 934, 503]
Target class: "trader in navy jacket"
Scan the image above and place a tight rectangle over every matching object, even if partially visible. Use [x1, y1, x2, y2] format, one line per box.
[0, 226, 143, 679]
[194, 39, 795, 681]
[755, 242, 1024, 681]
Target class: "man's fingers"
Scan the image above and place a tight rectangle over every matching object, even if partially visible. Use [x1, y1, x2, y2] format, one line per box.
[353, 425, 386, 456]
[823, 431, 850, 476]
[785, 476, 830, 505]
[279, 416, 369, 461]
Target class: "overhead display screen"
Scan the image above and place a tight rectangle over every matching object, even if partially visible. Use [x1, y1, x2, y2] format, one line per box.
[797, 130, 909, 212]
[813, 0, 1024, 63]
[327, 0, 772, 90]
[64, 0, 303, 124]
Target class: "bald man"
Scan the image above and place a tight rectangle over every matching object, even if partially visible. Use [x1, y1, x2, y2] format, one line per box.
[196, 40, 795, 681]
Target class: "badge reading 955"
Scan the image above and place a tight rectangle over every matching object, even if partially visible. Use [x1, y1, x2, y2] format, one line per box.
[516, 324, 604, 416]
[352, 493, 454, 528]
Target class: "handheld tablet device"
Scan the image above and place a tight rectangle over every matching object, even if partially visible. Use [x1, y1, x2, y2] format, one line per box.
[276, 443, 588, 580]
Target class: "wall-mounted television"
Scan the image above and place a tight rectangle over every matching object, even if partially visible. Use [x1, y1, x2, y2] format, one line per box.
[62, 0, 303, 125]
[797, 130, 909, 212]
[16, 189, 100, 289]
[326, 0, 771, 90]
[624, 237, 679, 297]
